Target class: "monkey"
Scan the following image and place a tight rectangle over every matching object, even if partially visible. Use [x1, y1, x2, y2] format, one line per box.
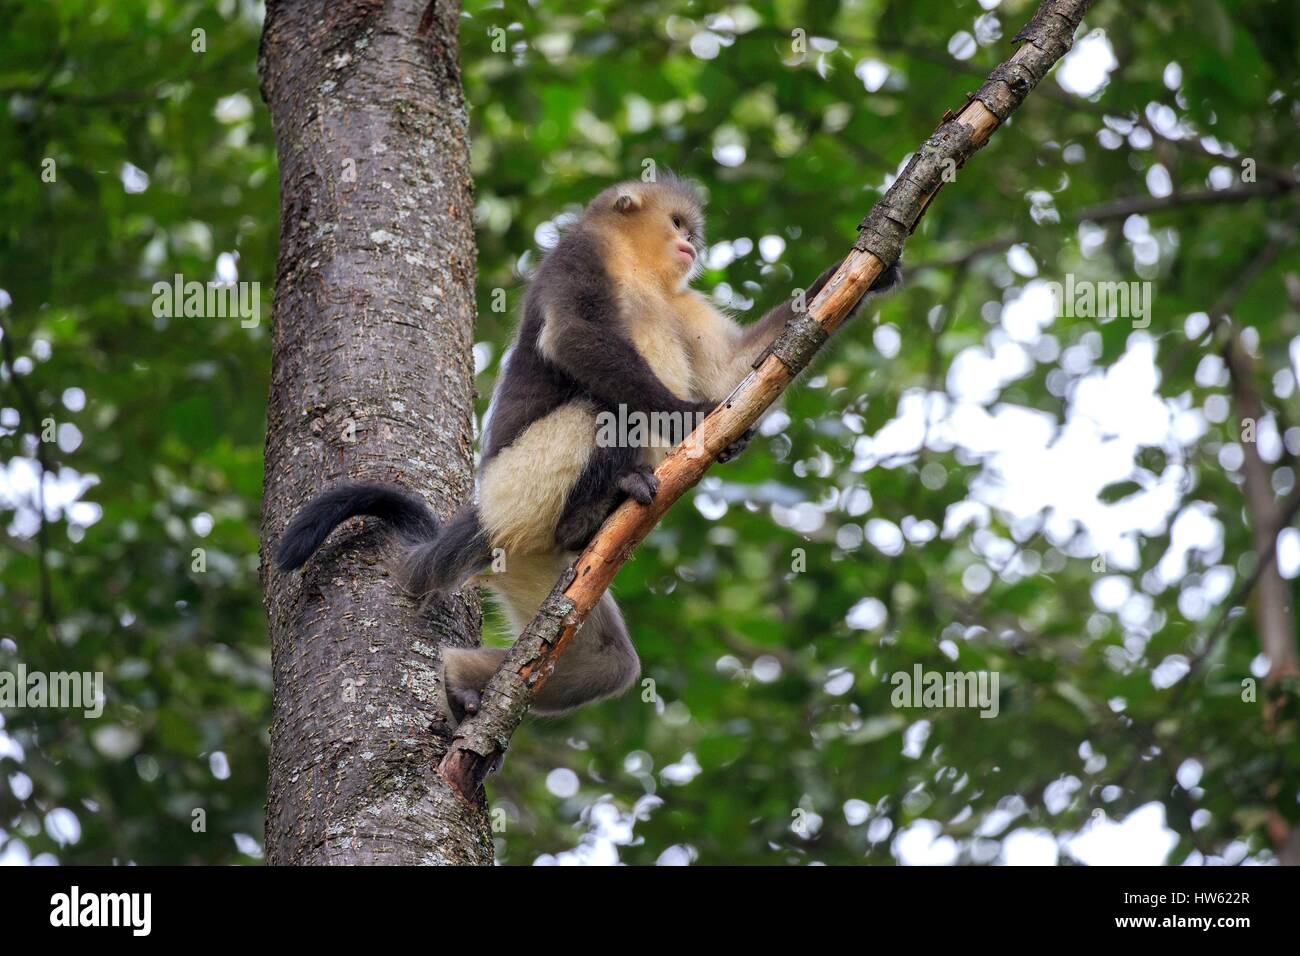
[274, 173, 901, 724]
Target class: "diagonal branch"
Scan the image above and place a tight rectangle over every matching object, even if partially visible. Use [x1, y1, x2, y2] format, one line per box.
[1181, 475, 1300, 687]
[1155, 222, 1300, 734]
[1073, 181, 1293, 222]
[1225, 342, 1299, 685]
[1155, 208, 1300, 387]
[439, 0, 1098, 799]
[1135, 115, 1297, 188]
[906, 180, 1295, 276]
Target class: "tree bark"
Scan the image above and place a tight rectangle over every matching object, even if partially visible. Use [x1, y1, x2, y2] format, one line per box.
[258, 0, 491, 864]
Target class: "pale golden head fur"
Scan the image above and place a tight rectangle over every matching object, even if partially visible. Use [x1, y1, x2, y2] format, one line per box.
[583, 174, 707, 292]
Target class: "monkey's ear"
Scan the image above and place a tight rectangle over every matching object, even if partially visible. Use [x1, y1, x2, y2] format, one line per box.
[614, 193, 641, 213]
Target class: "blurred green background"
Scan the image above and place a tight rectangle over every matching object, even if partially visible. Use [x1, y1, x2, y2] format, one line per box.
[1, 0, 1298, 865]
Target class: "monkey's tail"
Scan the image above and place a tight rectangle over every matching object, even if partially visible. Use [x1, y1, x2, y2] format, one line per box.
[395, 502, 491, 601]
[274, 481, 440, 571]
[275, 481, 490, 598]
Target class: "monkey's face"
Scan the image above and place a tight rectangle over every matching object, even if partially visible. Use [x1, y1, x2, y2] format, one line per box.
[642, 195, 705, 287]
[595, 179, 706, 289]
[655, 201, 699, 279]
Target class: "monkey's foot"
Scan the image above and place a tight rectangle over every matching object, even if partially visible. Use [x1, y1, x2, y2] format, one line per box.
[448, 684, 482, 722]
[717, 427, 757, 463]
[617, 466, 659, 505]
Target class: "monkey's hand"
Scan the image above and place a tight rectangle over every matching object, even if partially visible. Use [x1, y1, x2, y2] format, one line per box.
[616, 464, 659, 505]
[555, 466, 657, 551]
[716, 426, 757, 463]
[871, 260, 904, 294]
[846, 260, 904, 319]
[814, 258, 904, 321]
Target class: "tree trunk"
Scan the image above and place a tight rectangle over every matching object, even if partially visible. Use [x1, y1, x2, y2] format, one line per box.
[257, 0, 490, 865]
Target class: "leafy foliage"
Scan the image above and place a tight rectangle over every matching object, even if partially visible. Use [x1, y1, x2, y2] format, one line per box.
[1, 0, 1297, 865]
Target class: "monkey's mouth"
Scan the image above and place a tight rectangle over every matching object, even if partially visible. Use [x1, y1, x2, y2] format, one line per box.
[674, 241, 696, 267]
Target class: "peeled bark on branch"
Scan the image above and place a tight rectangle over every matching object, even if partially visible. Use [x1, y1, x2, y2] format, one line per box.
[440, 0, 1098, 799]
[259, 0, 491, 864]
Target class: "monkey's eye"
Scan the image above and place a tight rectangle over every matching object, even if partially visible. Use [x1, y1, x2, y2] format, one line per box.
[672, 215, 683, 230]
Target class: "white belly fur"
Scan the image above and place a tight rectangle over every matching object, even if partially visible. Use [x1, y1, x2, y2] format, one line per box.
[479, 399, 596, 556]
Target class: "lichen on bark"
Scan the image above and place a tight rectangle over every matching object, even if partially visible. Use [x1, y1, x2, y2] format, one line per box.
[258, 0, 491, 865]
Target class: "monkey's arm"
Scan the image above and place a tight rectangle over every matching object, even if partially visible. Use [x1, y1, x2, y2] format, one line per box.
[739, 259, 902, 354]
[536, 265, 710, 420]
[700, 259, 902, 461]
[555, 443, 657, 551]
